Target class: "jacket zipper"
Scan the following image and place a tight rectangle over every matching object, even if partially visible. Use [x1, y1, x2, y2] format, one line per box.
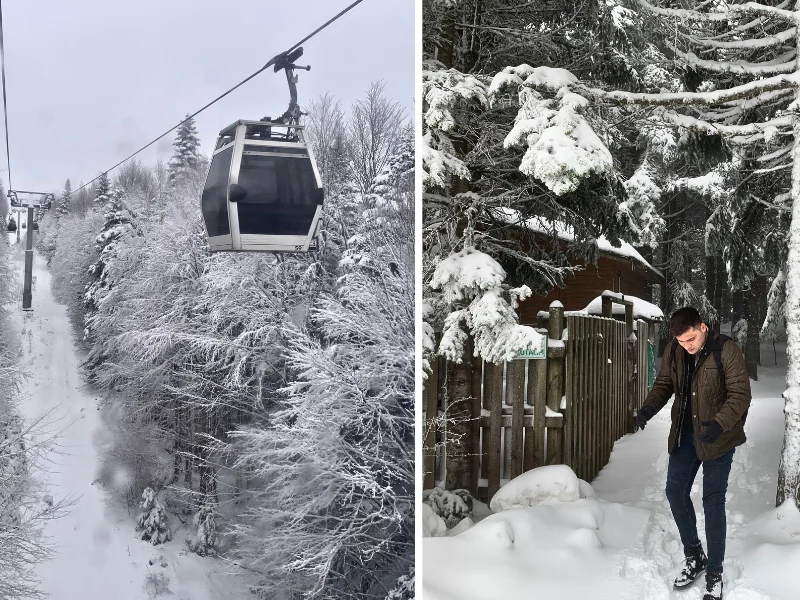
[675, 348, 707, 449]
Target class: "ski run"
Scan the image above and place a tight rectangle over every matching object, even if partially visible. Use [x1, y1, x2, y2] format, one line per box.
[6, 242, 249, 600]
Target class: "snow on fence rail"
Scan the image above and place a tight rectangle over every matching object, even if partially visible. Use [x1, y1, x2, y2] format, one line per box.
[423, 298, 658, 502]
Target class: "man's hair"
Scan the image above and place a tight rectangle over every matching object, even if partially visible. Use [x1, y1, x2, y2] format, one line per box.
[669, 307, 703, 337]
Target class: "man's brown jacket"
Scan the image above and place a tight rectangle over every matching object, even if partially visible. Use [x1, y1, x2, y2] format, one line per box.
[642, 331, 751, 460]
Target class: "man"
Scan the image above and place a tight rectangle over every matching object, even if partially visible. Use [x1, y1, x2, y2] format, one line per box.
[636, 307, 751, 600]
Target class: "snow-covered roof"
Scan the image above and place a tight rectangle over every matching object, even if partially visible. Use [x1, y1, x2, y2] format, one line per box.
[537, 291, 664, 324]
[493, 208, 662, 280]
[581, 291, 664, 322]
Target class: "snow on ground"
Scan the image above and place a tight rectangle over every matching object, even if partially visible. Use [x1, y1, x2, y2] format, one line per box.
[6, 237, 249, 600]
[423, 344, 799, 600]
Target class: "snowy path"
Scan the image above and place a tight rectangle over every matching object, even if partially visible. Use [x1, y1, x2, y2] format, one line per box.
[424, 355, 800, 600]
[592, 366, 791, 599]
[8, 241, 248, 600]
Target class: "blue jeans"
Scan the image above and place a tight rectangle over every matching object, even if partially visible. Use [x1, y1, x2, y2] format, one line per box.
[665, 428, 735, 574]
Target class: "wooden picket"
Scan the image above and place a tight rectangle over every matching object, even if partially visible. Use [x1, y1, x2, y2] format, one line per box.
[563, 314, 627, 482]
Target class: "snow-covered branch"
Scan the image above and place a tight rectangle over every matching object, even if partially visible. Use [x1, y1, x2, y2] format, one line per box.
[636, 0, 799, 25]
[589, 72, 799, 106]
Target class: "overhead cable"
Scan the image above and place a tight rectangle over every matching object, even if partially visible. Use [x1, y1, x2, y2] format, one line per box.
[69, 0, 367, 198]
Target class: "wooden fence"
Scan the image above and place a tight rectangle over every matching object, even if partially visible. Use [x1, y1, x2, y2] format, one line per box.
[423, 293, 660, 502]
[563, 313, 627, 482]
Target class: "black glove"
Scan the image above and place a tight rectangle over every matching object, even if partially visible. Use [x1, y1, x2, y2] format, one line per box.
[635, 405, 655, 431]
[699, 420, 723, 444]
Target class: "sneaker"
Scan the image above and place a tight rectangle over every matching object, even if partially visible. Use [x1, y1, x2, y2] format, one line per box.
[673, 547, 708, 588]
[703, 572, 723, 600]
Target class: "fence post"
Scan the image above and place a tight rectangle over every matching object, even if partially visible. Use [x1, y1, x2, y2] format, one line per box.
[470, 353, 482, 498]
[626, 325, 638, 435]
[485, 362, 503, 502]
[601, 295, 612, 318]
[547, 302, 565, 465]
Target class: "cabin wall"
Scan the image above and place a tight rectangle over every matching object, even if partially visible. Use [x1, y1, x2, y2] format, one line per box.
[518, 255, 657, 324]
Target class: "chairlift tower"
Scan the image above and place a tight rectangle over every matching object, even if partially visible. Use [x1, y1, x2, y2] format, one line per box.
[8, 191, 53, 310]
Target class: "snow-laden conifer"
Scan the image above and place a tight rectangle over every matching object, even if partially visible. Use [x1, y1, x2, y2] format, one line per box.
[136, 487, 172, 545]
[167, 115, 202, 184]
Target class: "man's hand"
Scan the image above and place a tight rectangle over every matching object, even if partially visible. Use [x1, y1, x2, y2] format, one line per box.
[699, 420, 723, 444]
[635, 405, 655, 431]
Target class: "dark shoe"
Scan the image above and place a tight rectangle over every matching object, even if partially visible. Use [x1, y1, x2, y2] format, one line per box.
[674, 547, 708, 588]
[703, 572, 723, 600]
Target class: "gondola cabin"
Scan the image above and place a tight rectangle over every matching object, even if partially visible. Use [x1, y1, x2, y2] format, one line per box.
[201, 119, 324, 252]
[6, 217, 15, 232]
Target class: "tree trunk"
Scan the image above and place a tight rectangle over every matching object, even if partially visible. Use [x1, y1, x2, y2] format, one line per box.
[745, 286, 759, 380]
[706, 253, 720, 333]
[437, 7, 457, 69]
[173, 401, 182, 482]
[719, 264, 730, 329]
[660, 193, 680, 352]
[758, 275, 769, 366]
[732, 290, 744, 338]
[776, 65, 800, 507]
[184, 405, 194, 491]
[444, 340, 474, 492]
[754, 275, 769, 367]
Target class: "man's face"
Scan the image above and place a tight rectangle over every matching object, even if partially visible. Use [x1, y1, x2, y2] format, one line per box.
[676, 324, 707, 355]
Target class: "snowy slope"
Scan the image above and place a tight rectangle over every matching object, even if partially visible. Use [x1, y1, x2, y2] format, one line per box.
[423, 348, 799, 600]
[7, 237, 250, 600]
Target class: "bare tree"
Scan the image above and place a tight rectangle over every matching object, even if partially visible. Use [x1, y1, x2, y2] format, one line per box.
[347, 81, 407, 195]
[305, 92, 349, 188]
[1, 403, 75, 600]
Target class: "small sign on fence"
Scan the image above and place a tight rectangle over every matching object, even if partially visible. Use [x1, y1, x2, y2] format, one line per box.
[514, 346, 546, 360]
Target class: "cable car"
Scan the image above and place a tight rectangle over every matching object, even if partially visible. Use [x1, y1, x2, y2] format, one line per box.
[6, 217, 15, 232]
[201, 48, 323, 253]
[32, 221, 39, 231]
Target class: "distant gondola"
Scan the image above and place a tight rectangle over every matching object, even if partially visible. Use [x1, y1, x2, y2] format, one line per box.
[201, 48, 323, 253]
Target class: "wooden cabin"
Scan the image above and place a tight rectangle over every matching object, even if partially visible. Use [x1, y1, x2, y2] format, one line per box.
[516, 235, 663, 325]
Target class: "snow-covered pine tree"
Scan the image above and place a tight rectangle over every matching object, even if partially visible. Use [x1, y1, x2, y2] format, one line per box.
[55, 179, 72, 219]
[386, 570, 414, 600]
[168, 114, 202, 184]
[93, 171, 111, 209]
[136, 487, 172, 545]
[188, 502, 217, 557]
[422, 0, 668, 491]
[83, 187, 138, 365]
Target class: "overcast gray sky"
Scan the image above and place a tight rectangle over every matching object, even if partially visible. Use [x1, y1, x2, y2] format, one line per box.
[0, 0, 413, 194]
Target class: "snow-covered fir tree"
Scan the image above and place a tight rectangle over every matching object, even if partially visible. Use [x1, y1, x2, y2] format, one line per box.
[136, 488, 172, 545]
[57, 179, 71, 218]
[83, 187, 138, 360]
[168, 114, 202, 183]
[93, 171, 111, 209]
